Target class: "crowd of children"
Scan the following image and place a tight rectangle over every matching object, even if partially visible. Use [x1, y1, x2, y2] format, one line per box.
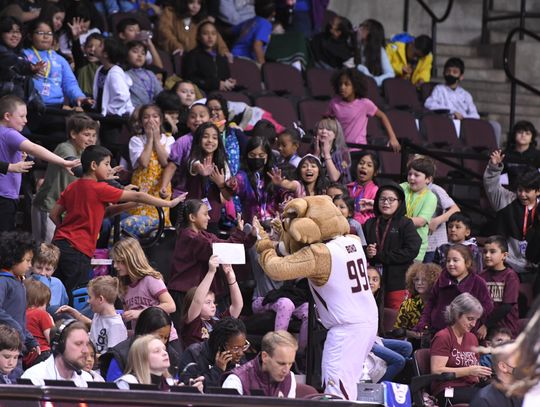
[0, 0, 539, 405]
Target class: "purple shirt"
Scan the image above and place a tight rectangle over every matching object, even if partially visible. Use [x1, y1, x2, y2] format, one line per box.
[327, 97, 377, 145]
[0, 126, 27, 199]
[168, 133, 193, 198]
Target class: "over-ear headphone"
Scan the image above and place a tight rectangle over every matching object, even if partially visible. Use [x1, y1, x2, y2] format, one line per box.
[50, 319, 78, 356]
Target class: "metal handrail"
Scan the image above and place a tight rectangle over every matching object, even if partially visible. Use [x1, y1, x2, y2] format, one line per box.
[403, 0, 455, 78]
[481, 0, 540, 44]
[502, 27, 540, 131]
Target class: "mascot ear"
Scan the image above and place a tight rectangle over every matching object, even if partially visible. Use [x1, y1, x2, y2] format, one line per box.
[288, 218, 322, 243]
[284, 198, 308, 219]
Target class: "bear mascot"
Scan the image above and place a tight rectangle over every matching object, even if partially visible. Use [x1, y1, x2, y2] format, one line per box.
[254, 195, 378, 400]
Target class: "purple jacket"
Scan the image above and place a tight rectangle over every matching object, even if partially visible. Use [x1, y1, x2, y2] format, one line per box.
[227, 354, 292, 397]
[415, 269, 494, 333]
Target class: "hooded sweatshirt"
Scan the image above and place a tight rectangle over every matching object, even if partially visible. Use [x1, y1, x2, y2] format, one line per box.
[364, 184, 421, 292]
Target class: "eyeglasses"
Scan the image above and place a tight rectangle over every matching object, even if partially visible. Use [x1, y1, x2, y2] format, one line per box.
[378, 197, 399, 204]
[34, 31, 53, 37]
[229, 340, 250, 353]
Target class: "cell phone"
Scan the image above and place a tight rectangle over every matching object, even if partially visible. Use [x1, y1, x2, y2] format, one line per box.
[135, 30, 152, 41]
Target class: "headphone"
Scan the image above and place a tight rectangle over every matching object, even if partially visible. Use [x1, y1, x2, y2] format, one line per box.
[50, 319, 78, 356]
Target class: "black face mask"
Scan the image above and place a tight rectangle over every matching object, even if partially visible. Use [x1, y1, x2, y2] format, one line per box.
[247, 157, 266, 172]
[444, 74, 460, 85]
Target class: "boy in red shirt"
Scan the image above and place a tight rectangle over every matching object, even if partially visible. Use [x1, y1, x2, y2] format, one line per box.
[50, 145, 184, 300]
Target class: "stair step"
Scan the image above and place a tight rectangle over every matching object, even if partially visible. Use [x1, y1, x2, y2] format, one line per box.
[491, 0, 540, 13]
[437, 43, 479, 58]
[488, 113, 540, 135]
[469, 88, 540, 106]
[476, 100, 540, 116]
[435, 55, 494, 69]
[453, 67, 507, 82]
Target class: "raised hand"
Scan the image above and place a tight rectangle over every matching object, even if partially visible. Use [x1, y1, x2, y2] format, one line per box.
[208, 254, 220, 273]
[489, 149, 504, 166]
[267, 167, 284, 185]
[209, 165, 225, 187]
[67, 17, 84, 39]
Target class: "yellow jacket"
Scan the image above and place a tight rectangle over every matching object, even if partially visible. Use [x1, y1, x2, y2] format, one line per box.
[385, 41, 432, 85]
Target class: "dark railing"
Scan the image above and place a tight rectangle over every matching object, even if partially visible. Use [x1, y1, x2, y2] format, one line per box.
[403, 0, 455, 77]
[503, 27, 540, 131]
[481, 0, 540, 43]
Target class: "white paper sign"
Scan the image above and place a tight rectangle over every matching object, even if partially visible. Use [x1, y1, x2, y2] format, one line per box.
[212, 243, 246, 265]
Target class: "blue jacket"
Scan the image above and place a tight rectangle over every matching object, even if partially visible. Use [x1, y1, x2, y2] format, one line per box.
[0, 271, 37, 351]
[22, 48, 85, 106]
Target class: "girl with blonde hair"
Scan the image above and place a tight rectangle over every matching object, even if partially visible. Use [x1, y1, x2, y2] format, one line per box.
[110, 237, 179, 353]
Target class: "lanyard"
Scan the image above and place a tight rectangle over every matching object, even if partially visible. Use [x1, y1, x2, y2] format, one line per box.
[523, 205, 537, 239]
[255, 172, 267, 217]
[375, 217, 393, 249]
[352, 182, 366, 211]
[406, 188, 427, 218]
[32, 47, 52, 78]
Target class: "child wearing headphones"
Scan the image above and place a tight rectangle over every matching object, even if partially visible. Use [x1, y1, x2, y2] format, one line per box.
[56, 276, 127, 355]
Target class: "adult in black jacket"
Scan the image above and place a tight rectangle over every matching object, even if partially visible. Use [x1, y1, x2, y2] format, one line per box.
[182, 21, 236, 94]
[178, 317, 248, 390]
[364, 183, 421, 309]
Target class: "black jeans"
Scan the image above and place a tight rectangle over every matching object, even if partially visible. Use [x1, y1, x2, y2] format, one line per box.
[53, 239, 92, 304]
[0, 196, 17, 231]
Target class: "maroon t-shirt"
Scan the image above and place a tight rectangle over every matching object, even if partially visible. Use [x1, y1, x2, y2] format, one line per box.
[430, 327, 480, 396]
[478, 267, 520, 337]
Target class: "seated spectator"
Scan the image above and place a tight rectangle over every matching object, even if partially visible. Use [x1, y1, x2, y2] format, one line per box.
[471, 342, 523, 407]
[23, 279, 54, 368]
[479, 326, 513, 368]
[182, 256, 243, 347]
[347, 151, 379, 225]
[73, 32, 104, 97]
[503, 120, 540, 189]
[311, 14, 355, 69]
[126, 41, 163, 107]
[430, 293, 492, 405]
[155, 90, 183, 138]
[415, 244, 494, 336]
[110, 238, 179, 352]
[56, 276, 128, 355]
[434, 212, 483, 273]
[276, 127, 301, 168]
[394, 263, 442, 344]
[22, 320, 95, 386]
[173, 80, 198, 136]
[326, 182, 348, 199]
[84, 341, 104, 382]
[0, 16, 44, 103]
[0, 1, 41, 23]
[231, 0, 275, 65]
[183, 21, 236, 93]
[27, 243, 69, 314]
[95, 0, 160, 17]
[93, 38, 134, 117]
[31, 114, 99, 244]
[484, 150, 540, 281]
[218, 0, 255, 27]
[0, 324, 22, 384]
[38, 3, 66, 52]
[179, 317, 248, 389]
[100, 307, 181, 382]
[222, 330, 298, 397]
[364, 183, 421, 308]
[59, 7, 101, 65]
[158, 0, 229, 56]
[333, 194, 366, 242]
[115, 335, 176, 390]
[355, 19, 395, 87]
[386, 33, 432, 85]
[367, 266, 413, 382]
[479, 236, 520, 338]
[116, 17, 163, 69]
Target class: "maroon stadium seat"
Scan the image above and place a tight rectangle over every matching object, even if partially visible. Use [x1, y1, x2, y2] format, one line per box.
[229, 58, 262, 93]
[383, 78, 423, 112]
[460, 118, 497, 152]
[306, 67, 335, 99]
[262, 62, 305, 97]
[298, 99, 329, 135]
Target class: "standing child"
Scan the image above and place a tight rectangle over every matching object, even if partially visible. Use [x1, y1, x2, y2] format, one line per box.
[50, 145, 184, 298]
[115, 17, 163, 69]
[182, 21, 236, 93]
[0, 232, 39, 375]
[312, 116, 351, 184]
[0, 324, 22, 384]
[110, 237, 179, 353]
[27, 243, 68, 314]
[415, 244, 494, 337]
[125, 41, 163, 107]
[56, 275, 128, 355]
[0, 95, 81, 231]
[32, 113, 99, 243]
[503, 121, 540, 189]
[364, 184, 422, 309]
[92, 37, 134, 117]
[327, 68, 400, 152]
[269, 154, 330, 197]
[333, 194, 366, 244]
[186, 122, 234, 233]
[173, 81, 198, 136]
[347, 152, 380, 225]
[169, 199, 257, 328]
[479, 235, 520, 338]
[400, 156, 438, 262]
[277, 127, 301, 168]
[23, 279, 54, 368]
[434, 212, 483, 273]
[182, 255, 243, 347]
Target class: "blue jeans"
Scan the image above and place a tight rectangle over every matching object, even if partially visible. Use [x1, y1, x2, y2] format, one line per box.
[372, 338, 413, 382]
